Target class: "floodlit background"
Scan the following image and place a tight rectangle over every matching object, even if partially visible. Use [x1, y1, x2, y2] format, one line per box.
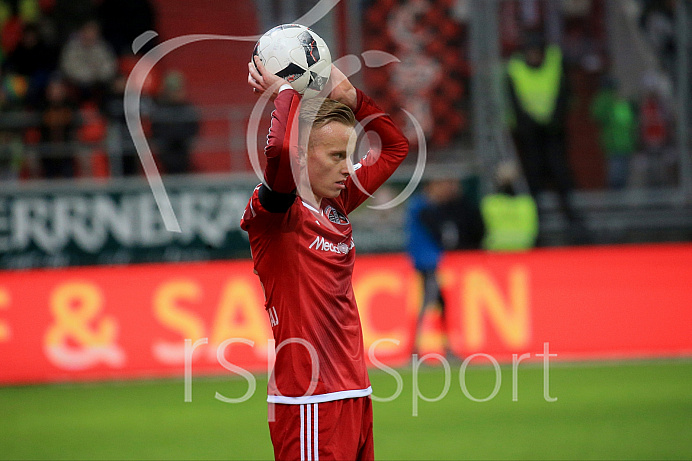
[0, 0, 691, 459]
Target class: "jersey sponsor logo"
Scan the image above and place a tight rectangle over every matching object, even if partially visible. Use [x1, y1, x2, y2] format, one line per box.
[324, 205, 349, 225]
[308, 235, 354, 255]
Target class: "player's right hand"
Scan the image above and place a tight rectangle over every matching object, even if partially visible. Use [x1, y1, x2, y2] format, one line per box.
[248, 55, 287, 100]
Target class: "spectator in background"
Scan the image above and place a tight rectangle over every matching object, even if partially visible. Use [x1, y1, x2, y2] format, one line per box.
[0, 1, 23, 59]
[103, 73, 153, 176]
[0, 0, 10, 27]
[151, 70, 199, 175]
[481, 161, 539, 251]
[506, 30, 585, 240]
[53, 0, 95, 46]
[590, 76, 637, 189]
[406, 177, 484, 356]
[0, 129, 22, 179]
[59, 19, 116, 104]
[39, 75, 78, 178]
[3, 22, 56, 107]
[639, 0, 676, 80]
[0, 67, 27, 109]
[637, 72, 675, 188]
[97, 0, 156, 56]
[0, 68, 26, 179]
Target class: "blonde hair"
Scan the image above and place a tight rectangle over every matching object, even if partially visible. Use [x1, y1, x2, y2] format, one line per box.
[298, 97, 355, 143]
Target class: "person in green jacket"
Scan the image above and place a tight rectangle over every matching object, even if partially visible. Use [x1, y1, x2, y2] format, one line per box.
[506, 31, 582, 230]
[481, 162, 539, 251]
[590, 77, 637, 189]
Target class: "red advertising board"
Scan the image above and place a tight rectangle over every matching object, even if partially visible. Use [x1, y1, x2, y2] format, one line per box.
[1, 244, 691, 385]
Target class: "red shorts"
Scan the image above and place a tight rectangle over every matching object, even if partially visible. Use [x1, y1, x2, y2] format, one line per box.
[268, 396, 374, 461]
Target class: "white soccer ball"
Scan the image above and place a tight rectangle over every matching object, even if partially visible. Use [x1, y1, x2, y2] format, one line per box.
[253, 24, 331, 99]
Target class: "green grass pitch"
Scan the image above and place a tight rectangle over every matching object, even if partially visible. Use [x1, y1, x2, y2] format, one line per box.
[1, 359, 690, 460]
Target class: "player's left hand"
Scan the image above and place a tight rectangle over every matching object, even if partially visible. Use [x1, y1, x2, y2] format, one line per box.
[248, 55, 285, 100]
[327, 64, 357, 110]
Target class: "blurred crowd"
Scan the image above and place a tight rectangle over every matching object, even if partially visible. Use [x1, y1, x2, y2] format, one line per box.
[587, 0, 678, 190]
[508, 0, 679, 196]
[0, 0, 683, 192]
[0, 0, 199, 180]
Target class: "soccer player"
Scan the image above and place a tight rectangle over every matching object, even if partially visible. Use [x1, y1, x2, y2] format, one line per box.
[242, 56, 409, 460]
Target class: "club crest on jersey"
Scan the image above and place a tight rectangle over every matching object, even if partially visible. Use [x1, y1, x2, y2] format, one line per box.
[325, 205, 349, 225]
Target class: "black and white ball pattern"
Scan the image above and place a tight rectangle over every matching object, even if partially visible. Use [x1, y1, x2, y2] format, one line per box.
[253, 24, 332, 99]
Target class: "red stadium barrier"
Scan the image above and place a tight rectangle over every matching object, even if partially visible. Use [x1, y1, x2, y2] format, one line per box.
[1, 244, 691, 385]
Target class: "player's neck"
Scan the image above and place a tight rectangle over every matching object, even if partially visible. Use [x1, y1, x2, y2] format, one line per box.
[302, 192, 322, 210]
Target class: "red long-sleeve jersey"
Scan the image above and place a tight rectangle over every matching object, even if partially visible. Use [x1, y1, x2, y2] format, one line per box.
[240, 88, 409, 404]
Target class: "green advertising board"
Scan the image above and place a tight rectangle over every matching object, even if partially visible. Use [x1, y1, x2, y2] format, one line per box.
[0, 176, 256, 269]
[0, 166, 476, 270]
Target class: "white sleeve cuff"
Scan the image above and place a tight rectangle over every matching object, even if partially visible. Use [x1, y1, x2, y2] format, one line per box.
[278, 83, 293, 93]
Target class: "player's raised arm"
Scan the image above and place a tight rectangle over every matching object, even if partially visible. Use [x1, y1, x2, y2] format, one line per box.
[325, 63, 358, 111]
[248, 55, 301, 202]
[328, 64, 410, 213]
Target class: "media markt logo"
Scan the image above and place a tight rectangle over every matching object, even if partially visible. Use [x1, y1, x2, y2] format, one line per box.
[309, 235, 353, 254]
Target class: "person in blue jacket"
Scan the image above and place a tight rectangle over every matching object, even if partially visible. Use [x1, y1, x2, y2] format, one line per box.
[406, 177, 484, 356]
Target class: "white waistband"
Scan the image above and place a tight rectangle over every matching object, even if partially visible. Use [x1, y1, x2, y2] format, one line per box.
[267, 386, 372, 404]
